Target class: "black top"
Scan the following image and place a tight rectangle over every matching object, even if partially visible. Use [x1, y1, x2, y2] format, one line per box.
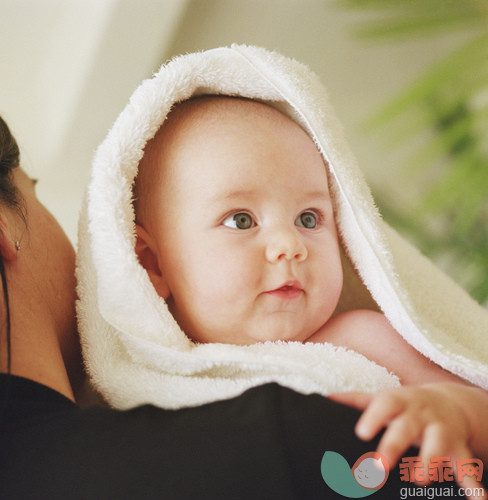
[0, 374, 431, 499]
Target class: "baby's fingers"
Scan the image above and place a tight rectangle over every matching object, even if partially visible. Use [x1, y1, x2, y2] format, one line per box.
[375, 412, 423, 468]
[332, 391, 423, 466]
[354, 391, 406, 442]
[419, 425, 487, 498]
[458, 473, 487, 500]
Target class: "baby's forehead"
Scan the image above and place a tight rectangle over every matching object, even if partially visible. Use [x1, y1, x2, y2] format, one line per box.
[145, 95, 329, 189]
[153, 95, 322, 159]
[166, 95, 289, 131]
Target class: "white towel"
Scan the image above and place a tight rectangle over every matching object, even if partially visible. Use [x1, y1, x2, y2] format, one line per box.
[76, 44, 488, 410]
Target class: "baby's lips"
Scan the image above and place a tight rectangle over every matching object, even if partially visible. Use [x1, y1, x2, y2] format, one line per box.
[268, 280, 303, 293]
[265, 280, 304, 298]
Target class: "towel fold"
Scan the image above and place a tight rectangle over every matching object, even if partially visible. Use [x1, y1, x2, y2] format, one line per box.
[76, 44, 488, 410]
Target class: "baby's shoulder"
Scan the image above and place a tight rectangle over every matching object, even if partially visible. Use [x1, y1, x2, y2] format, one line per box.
[308, 309, 398, 367]
[309, 309, 457, 384]
[310, 309, 393, 345]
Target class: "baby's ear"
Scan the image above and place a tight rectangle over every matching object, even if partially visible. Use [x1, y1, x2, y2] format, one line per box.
[135, 224, 170, 300]
[0, 213, 18, 261]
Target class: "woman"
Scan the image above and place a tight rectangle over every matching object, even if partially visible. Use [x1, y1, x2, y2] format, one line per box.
[0, 118, 82, 399]
[0, 116, 433, 499]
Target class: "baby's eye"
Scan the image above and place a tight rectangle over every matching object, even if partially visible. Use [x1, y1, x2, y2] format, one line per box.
[222, 212, 255, 230]
[295, 211, 318, 229]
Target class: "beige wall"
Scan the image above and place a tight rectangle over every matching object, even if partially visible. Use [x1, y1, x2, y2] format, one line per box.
[0, 0, 462, 243]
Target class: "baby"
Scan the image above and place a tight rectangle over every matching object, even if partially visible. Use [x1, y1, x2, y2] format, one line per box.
[133, 95, 488, 491]
[134, 95, 463, 384]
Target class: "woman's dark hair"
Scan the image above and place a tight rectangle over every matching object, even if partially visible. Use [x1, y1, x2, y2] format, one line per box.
[0, 116, 24, 373]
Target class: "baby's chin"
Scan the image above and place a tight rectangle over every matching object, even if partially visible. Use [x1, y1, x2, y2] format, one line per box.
[186, 326, 318, 346]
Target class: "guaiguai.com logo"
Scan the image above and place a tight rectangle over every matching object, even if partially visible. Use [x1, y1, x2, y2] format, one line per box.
[321, 451, 389, 498]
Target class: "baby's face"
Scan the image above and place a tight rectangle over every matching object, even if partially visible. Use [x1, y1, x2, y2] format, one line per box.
[137, 98, 343, 344]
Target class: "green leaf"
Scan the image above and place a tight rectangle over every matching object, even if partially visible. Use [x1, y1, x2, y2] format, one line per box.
[344, 0, 488, 303]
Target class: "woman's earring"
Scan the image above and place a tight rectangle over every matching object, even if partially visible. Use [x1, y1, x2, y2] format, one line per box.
[15, 241, 20, 252]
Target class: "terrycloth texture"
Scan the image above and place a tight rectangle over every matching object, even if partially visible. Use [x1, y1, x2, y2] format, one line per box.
[77, 44, 488, 410]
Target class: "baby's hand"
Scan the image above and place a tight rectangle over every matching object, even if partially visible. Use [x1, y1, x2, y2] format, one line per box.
[331, 383, 487, 497]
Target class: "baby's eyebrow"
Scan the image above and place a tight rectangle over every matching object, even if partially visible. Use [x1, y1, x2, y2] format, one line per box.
[209, 188, 332, 205]
[209, 189, 258, 203]
[301, 189, 331, 202]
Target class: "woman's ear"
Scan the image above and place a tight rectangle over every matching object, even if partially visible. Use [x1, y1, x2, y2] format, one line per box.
[0, 213, 18, 261]
[135, 224, 170, 299]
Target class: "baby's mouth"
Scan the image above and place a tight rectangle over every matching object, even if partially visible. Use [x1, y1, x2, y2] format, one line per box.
[265, 280, 304, 299]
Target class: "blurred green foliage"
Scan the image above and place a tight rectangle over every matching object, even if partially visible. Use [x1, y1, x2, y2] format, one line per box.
[342, 0, 488, 305]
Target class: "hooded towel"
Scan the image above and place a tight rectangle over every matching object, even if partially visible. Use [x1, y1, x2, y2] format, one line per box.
[76, 44, 488, 410]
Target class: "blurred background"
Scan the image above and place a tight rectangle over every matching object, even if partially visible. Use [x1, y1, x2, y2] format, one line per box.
[1, 0, 486, 305]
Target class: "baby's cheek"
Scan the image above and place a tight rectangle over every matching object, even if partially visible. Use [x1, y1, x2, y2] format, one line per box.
[189, 261, 237, 310]
[210, 250, 253, 290]
[315, 262, 343, 302]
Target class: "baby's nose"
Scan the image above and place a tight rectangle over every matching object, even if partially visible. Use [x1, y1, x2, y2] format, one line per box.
[265, 229, 308, 263]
